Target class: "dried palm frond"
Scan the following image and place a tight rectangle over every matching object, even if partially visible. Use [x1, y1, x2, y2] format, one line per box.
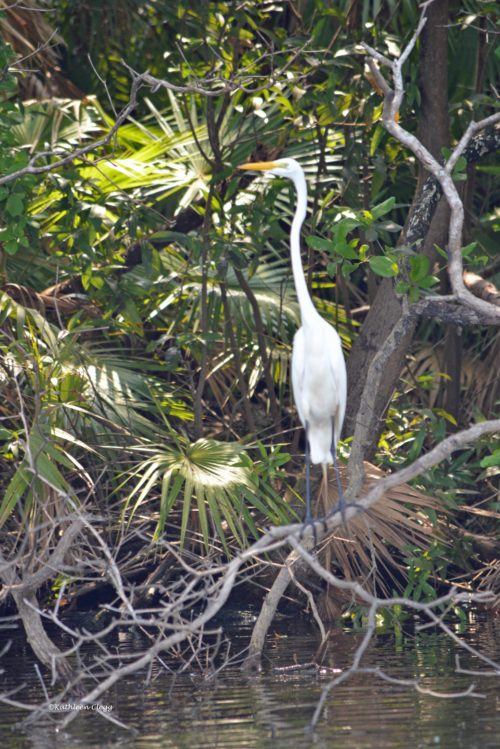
[460, 517, 499, 611]
[472, 560, 500, 612]
[0, 0, 62, 67]
[302, 462, 449, 618]
[405, 339, 500, 418]
[0, 0, 81, 99]
[4, 282, 99, 318]
[464, 335, 500, 420]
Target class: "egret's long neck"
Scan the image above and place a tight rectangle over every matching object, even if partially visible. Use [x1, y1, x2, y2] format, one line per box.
[290, 171, 317, 325]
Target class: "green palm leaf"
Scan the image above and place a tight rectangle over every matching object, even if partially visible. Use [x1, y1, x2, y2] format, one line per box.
[121, 437, 289, 553]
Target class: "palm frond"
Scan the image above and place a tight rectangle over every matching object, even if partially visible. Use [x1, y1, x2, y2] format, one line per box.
[120, 437, 293, 552]
[297, 461, 450, 616]
[12, 99, 102, 153]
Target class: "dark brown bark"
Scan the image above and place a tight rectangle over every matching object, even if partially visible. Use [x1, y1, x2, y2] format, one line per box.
[415, 0, 450, 187]
[438, 15, 495, 418]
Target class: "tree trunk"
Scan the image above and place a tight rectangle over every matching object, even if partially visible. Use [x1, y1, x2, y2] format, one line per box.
[345, 0, 450, 453]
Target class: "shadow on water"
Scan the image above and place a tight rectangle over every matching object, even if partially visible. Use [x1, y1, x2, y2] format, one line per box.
[1, 607, 499, 749]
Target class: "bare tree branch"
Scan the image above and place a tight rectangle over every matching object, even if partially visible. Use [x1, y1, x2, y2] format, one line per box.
[347, 2, 500, 491]
[3, 408, 499, 728]
[361, 28, 500, 322]
[242, 418, 500, 672]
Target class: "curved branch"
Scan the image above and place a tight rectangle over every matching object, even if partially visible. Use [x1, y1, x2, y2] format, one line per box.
[243, 418, 500, 670]
[0, 516, 86, 679]
[362, 20, 500, 322]
[0, 74, 143, 187]
[404, 124, 500, 251]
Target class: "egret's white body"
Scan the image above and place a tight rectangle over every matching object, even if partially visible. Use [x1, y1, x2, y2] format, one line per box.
[292, 320, 346, 466]
[238, 157, 347, 520]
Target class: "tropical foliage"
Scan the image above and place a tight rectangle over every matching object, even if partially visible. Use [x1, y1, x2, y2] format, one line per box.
[0, 1, 498, 604]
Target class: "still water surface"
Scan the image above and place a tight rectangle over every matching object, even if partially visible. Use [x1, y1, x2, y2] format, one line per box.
[1, 608, 499, 749]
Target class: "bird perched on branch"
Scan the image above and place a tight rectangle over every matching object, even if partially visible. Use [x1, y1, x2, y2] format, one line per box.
[238, 158, 347, 523]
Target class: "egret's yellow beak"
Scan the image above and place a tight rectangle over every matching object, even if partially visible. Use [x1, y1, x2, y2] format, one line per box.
[237, 161, 279, 171]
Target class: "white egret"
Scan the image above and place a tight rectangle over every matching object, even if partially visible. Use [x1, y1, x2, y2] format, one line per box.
[238, 158, 347, 522]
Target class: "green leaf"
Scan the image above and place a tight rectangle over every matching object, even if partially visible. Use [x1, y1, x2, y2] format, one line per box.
[418, 275, 438, 289]
[369, 124, 385, 156]
[358, 243, 369, 262]
[180, 477, 193, 549]
[409, 255, 430, 283]
[306, 236, 333, 252]
[434, 408, 457, 426]
[340, 262, 358, 277]
[434, 244, 448, 259]
[4, 240, 19, 255]
[0, 466, 30, 527]
[335, 241, 359, 260]
[123, 438, 258, 552]
[477, 165, 500, 175]
[480, 450, 500, 469]
[461, 241, 477, 257]
[5, 193, 24, 217]
[406, 424, 427, 463]
[195, 484, 209, 550]
[334, 218, 360, 235]
[394, 281, 409, 295]
[371, 197, 396, 219]
[368, 255, 398, 277]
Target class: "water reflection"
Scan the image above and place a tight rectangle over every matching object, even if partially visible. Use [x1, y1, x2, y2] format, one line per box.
[1, 612, 499, 749]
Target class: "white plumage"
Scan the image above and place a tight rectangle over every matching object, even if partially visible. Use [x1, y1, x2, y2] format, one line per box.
[291, 320, 346, 466]
[238, 157, 347, 521]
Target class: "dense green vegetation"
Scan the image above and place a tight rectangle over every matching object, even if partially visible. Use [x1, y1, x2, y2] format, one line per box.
[0, 0, 498, 610]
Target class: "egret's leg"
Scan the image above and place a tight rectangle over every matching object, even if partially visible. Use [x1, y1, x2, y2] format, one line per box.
[304, 425, 312, 523]
[329, 424, 346, 523]
[299, 425, 319, 543]
[321, 463, 329, 516]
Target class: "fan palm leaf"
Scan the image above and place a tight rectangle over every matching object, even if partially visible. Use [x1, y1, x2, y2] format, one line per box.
[120, 437, 293, 553]
[296, 461, 450, 618]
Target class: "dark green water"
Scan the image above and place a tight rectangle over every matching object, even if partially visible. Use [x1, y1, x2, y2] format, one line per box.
[1, 609, 499, 748]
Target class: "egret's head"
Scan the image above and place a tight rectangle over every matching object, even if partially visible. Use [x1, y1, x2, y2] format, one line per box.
[237, 157, 302, 179]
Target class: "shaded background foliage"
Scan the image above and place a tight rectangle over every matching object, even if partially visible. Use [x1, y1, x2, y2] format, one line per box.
[0, 0, 498, 602]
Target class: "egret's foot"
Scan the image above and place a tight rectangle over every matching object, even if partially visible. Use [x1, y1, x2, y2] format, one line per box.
[349, 501, 367, 515]
[326, 495, 347, 525]
[327, 499, 368, 524]
[299, 514, 319, 545]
